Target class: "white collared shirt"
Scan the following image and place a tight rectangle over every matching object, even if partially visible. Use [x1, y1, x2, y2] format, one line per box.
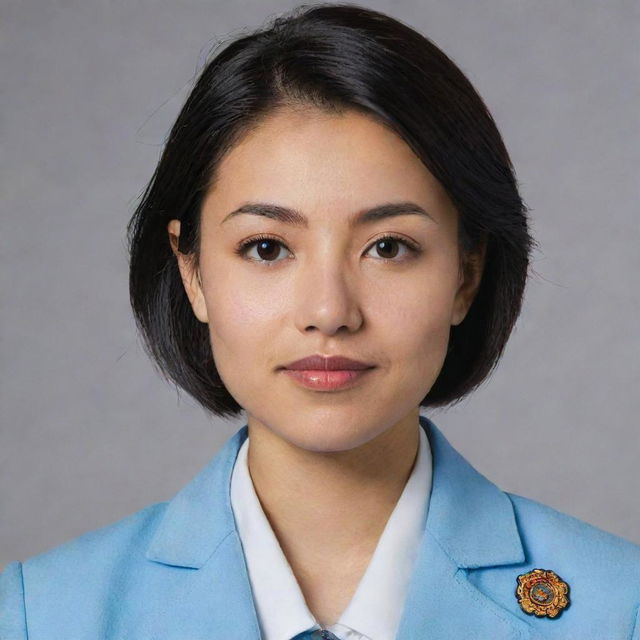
[230, 421, 432, 640]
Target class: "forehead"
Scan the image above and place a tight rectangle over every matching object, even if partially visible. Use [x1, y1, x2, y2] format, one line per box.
[203, 108, 456, 224]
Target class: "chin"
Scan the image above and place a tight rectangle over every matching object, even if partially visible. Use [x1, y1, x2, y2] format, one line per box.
[284, 421, 383, 454]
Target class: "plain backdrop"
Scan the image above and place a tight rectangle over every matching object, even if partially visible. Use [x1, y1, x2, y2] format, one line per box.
[1, 0, 639, 571]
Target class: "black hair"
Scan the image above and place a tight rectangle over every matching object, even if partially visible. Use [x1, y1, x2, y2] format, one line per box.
[126, 2, 536, 419]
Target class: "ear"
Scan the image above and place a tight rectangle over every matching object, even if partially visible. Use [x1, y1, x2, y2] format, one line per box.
[451, 237, 487, 327]
[167, 219, 209, 324]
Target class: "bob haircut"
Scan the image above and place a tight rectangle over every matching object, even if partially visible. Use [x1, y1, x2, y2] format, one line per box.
[126, 2, 535, 419]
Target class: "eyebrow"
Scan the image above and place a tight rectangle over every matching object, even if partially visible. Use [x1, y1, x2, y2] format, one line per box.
[220, 201, 437, 228]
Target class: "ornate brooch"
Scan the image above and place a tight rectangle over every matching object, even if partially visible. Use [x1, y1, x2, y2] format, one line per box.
[515, 568, 570, 618]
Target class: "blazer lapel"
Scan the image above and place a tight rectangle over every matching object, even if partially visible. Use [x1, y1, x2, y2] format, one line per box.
[142, 426, 261, 639]
[396, 416, 541, 640]
[141, 416, 542, 640]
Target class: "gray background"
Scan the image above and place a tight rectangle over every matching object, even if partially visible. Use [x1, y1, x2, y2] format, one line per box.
[1, 0, 639, 571]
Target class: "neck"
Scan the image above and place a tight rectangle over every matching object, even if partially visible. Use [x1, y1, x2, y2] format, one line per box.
[245, 410, 421, 570]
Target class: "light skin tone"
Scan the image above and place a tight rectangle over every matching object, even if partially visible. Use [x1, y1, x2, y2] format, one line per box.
[167, 105, 486, 626]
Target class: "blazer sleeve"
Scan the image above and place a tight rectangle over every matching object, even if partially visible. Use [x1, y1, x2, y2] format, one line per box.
[0, 561, 28, 639]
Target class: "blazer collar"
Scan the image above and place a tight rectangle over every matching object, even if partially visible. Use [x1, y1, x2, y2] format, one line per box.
[144, 416, 538, 639]
[145, 424, 246, 569]
[420, 415, 525, 568]
[145, 415, 524, 571]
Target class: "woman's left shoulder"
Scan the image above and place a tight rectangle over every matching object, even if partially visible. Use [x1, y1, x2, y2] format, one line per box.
[506, 491, 640, 582]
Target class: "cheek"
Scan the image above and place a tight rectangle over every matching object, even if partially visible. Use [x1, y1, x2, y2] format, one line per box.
[200, 275, 281, 388]
[200, 251, 267, 331]
[374, 273, 456, 368]
[205, 287, 263, 351]
[202, 298, 259, 409]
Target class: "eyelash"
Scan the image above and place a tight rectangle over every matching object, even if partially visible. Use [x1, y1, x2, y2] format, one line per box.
[234, 233, 422, 266]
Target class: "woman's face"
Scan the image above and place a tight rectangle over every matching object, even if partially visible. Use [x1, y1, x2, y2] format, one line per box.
[168, 107, 484, 453]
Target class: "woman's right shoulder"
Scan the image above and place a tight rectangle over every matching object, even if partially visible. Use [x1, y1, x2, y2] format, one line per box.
[0, 501, 169, 637]
[9, 500, 169, 572]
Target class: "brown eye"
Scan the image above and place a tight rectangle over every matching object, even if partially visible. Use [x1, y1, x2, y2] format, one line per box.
[253, 238, 284, 262]
[365, 235, 420, 262]
[236, 235, 290, 265]
[373, 238, 400, 259]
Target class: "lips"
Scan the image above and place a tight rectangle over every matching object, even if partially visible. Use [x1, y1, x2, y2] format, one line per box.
[282, 354, 375, 371]
[282, 368, 374, 391]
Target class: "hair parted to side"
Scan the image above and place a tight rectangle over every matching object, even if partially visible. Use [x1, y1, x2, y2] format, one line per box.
[126, 2, 536, 419]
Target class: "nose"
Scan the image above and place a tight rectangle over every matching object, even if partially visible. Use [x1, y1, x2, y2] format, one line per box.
[292, 258, 364, 336]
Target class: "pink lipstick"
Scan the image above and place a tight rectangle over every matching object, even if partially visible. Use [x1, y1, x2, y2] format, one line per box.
[280, 354, 376, 391]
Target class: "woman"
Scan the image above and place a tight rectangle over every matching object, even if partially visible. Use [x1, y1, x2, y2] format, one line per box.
[1, 3, 639, 639]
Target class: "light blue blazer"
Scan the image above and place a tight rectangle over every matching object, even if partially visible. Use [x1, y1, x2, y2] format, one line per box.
[1, 415, 640, 639]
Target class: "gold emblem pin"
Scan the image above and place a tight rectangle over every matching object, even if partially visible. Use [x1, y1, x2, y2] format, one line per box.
[515, 568, 570, 618]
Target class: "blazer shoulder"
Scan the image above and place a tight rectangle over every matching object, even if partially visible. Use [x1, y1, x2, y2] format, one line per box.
[2, 502, 170, 636]
[21, 501, 168, 577]
[506, 491, 640, 588]
[507, 492, 640, 557]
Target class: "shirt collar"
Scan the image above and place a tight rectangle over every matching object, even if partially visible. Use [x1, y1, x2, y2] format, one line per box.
[230, 420, 432, 640]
